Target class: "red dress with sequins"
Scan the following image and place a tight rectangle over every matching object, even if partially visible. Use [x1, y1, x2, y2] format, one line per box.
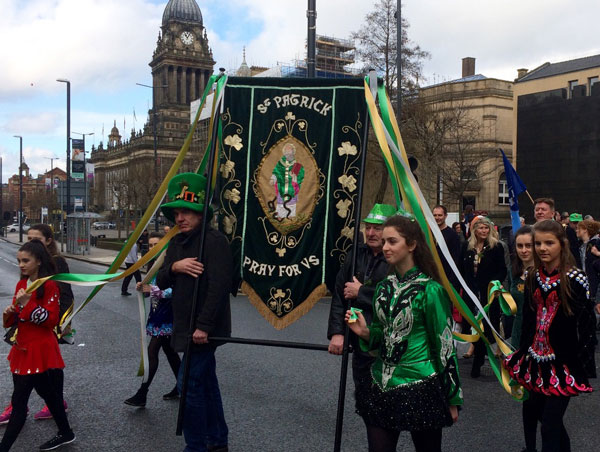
[5, 279, 65, 375]
[504, 267, 596, 396]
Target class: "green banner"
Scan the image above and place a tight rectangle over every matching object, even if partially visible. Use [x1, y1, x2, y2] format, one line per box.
[218, 77, 366, 329]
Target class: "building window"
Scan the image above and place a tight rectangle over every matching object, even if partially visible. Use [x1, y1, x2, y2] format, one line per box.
[498, 172, 509, 205]
[589, 76, 599, 95]
[568, 80, 579, 98]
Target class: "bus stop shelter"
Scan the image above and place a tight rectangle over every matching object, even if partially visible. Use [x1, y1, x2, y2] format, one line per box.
[66, 212, 102, 255]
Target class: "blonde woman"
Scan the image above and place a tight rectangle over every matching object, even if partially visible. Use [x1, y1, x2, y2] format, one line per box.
[459, 216, 507, 378]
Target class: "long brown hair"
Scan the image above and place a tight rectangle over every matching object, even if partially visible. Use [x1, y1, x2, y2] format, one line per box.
[512, 225, 534, 277]
[383, 215, 440, 283]
[29, 224, 60, 257]
[528, 219, 575, 315]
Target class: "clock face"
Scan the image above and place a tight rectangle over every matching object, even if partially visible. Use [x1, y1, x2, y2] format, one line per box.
[180, 31, 194, 45]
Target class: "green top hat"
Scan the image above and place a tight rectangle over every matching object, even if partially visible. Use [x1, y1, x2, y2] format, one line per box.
[363, 204, 396, 224]
[569, 213, 583, 223]
[160, 172, 213, 223]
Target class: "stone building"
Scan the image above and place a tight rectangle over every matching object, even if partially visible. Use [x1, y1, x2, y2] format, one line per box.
[513, 54, 600, 220]
[5, 163, 67, 222]
[90, 0, 214, 215]
[408, 58, 514, 223]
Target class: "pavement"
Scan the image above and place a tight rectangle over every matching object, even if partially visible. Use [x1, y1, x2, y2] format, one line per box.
[0, 231, 120, 267]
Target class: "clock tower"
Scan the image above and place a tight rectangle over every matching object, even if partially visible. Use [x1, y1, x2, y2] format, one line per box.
[151, 0, 215, 141]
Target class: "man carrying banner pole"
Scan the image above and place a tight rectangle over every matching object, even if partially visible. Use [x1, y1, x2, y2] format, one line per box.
[157, 172, 232, 452]
[327, 204, 395, 392]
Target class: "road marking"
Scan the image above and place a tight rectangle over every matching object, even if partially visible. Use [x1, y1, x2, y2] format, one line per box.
[0, 256, 18, 267]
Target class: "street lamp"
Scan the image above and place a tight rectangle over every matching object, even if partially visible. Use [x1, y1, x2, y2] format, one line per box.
[13, 135, 23, 242]
[56, 79, 71, 216]
[136, 82, 167, 231]
[72, 131, 94, 212]
[44, 156, 60, 231]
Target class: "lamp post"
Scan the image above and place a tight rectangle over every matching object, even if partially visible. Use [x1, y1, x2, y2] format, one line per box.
[396, 0, 402, 117]
[13, 135, 23, 242]
[44, 156, 60, 231]
[307, 0, 317, 78]
[136, 82, 167, 231]
[72, 131, 94, 212]
[56, 79, 71, 216]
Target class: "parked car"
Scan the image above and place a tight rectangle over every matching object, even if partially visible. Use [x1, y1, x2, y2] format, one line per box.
[93, 221, 110, 230]
[7, 223, 30, 232]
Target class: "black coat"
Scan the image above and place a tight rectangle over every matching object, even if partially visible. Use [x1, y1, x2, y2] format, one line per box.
[156, 225, 232, 352]
[327, 244, 389, 346]
[459, 241, 508, 304]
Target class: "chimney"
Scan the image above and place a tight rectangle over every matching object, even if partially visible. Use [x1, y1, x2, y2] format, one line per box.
[462, 57, 475, 77]
[517, 68, 528, 79]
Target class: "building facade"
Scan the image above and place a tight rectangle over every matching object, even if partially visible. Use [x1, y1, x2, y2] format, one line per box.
[90, 0, 214, 214]
[514, 54, 600, 220]
[407, 58, 514, 223]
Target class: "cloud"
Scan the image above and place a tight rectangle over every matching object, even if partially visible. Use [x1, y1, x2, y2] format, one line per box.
[0, 0, 162, 100]
[2, 112, 61, 135]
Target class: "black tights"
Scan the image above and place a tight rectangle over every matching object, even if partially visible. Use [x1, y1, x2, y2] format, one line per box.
[366, 425, 442, 452]
[0, 372, 71, 451]
[141, 336, 181, 390]
[522, 392, 571, 452]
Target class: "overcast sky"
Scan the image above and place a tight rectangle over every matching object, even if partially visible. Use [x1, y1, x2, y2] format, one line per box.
[1, 0, 599, 181]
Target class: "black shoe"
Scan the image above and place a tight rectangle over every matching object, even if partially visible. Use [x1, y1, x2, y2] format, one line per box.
[121, 292, 132, 296]
[208, 446, 228, 452]
[124, 388, 147, 407]
[39, 430, 75, 450]
[162, 386, 179, 400]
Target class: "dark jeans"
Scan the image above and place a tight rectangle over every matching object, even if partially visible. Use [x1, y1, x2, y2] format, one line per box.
[0, 372, 72, 451]
[121, 263, 142, 293]
[523, 392, 571, 452]
[178, 349, 228, 452]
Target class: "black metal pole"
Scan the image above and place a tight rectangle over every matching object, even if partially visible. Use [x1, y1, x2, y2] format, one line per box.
[397, 0, 402, 117]
[307, 0, 316, 78]
[66, 84, 71, 214]
[333, 101, 371, 452]
[176, 73, 224, 436]
[208, 336, 338, 352]
[152, 86, 159, 232]
[15, 136, 23, 242]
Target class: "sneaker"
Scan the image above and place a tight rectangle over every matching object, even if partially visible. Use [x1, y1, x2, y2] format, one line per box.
[0, 404, 12, 425]
[162, 386, 179, 400]
[34, 401, 69, 421]
[39, 430, 75, 451]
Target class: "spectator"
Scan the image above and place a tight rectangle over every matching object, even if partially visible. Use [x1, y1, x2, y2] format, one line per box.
[121, 241, 142, 296]
[567, 213, 583, 268]
[533, 197, 555, 223]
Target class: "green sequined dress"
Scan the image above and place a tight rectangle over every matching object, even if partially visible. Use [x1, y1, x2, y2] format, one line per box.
[356, 267, 463, 431]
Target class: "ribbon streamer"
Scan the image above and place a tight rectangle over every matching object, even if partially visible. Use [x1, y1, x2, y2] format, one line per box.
[363, 77, 526, 400]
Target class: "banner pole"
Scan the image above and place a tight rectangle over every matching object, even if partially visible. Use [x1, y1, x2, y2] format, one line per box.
[332, 95, 371, 452]
[176, 72, 225, 436]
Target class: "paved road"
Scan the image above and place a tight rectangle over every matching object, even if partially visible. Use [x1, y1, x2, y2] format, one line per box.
[0, 240, 599, 451]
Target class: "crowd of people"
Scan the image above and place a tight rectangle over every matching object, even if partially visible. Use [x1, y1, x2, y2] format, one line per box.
[0, 177, 597, 451]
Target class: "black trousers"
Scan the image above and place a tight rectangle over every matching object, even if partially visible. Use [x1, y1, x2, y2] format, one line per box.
[0, 371, 72, 451]
[523, 392, 571, 452]
[121, 263, 142, 293]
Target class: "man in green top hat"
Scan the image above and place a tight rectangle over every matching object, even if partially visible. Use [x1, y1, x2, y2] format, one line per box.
[327, 203, 396, 396]
[156, 172, 231, 452]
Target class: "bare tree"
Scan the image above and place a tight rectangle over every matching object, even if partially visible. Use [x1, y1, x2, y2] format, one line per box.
[403, 97, 497, 209]
[352, 0, 429, 94]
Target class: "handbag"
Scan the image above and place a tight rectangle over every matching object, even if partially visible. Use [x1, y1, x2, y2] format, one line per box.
[3, 325, 17, 346]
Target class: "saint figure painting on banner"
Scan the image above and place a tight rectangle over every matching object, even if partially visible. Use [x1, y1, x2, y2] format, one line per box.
[270, 142, 305, 220]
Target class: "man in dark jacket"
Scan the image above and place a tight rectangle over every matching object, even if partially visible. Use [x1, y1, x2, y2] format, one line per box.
[327, 203, 395, 389]
[157, 172, 231, 452]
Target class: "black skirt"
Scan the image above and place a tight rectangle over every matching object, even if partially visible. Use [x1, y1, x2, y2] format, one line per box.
[356, 375, 453, 432]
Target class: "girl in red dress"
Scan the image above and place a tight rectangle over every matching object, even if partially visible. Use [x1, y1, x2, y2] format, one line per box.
[0, 240, 74, 452]
[504, 220, 596, 452]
